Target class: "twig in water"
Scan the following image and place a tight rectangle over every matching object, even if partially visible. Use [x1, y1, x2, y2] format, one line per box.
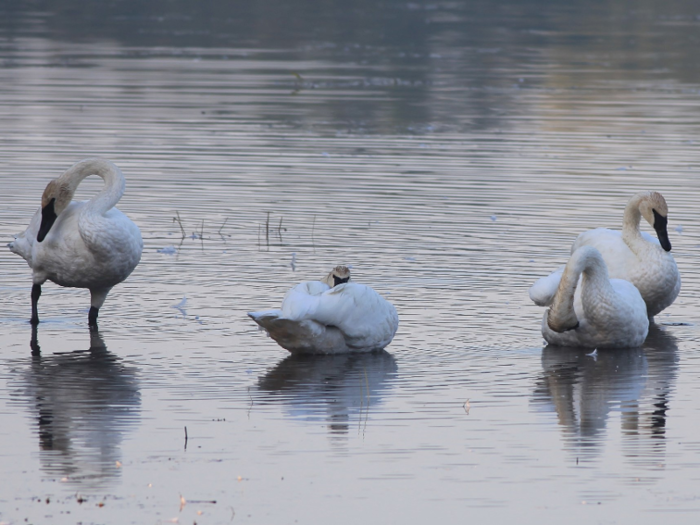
[364, 368, 370, 402]
[359, 367, 370, 436]
[218, 218, 229, 237]
[291, 72, 304, 95]
[184, 426, 188, 449]
[173, 211, 186, 238]
[265, 212, 270, 246]
[277, 216, 287, 239]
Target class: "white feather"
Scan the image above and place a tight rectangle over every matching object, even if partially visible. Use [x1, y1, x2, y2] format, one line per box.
[249, 280, 399, 355]
[8, 158, 142, 320]
[540, 246, 649, 349]
[529, 192, 680, 318]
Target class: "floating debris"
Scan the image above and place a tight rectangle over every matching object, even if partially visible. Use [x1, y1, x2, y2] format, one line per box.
[157, 245, 177, 255]
[172, 296, 187, 316]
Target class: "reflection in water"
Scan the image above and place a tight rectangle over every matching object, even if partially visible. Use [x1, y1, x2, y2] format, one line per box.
[532, 325, 678, 465]
[13, 327, 140, 490]
[258, 351, 397, 437]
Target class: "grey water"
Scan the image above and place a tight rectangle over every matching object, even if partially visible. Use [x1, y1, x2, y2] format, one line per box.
[2, 1, 700, 523]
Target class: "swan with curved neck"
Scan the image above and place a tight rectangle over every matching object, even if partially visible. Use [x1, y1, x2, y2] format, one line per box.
[9, 158, 143, 326]
[541, 246, 648, 348]
[248, 266, 399, 354]
[530, 191, 680, 319]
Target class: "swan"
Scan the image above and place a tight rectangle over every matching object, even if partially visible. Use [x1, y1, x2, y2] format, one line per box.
[530, 191, 680, 318]
[538, 246, 649, 349]
[248, 266, 399, 354]
[8, 158, 143, 326]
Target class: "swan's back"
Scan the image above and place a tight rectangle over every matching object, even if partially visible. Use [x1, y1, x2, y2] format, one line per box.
[572, 228, 658, 277]
[26, 201, 142, 289]
[571, 227, 679, 317]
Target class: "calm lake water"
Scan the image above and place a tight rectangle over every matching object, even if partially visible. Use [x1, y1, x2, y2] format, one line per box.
[2, 1, 700, 523]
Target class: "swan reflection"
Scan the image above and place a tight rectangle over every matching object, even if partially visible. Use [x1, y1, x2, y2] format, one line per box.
[533, 325, 678, 464]
[13, 327, 140, 489]
[258, 351, 398, 436]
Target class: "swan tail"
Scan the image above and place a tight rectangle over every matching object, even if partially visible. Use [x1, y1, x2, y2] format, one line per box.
[248, 310, 348, 354]
[248, 309, 283, 329]
[529, 266, 564, 307]
[8, 207, 42, 265]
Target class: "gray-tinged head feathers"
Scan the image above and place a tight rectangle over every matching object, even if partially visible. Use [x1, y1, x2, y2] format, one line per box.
[322, 265, 351, 287]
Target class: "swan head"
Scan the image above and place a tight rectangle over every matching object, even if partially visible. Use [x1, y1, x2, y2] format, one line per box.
[37, 178, 74, 242]
[323, 265, 351, 287]
[638, 191, 671, 252]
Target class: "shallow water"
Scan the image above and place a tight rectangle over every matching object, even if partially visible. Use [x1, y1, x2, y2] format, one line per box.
[2, 1, 700, 523]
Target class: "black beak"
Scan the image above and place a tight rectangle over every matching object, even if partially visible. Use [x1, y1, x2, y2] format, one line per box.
[37, 198, 57, 243]
[652, 209, 672, 252]
[333, 276, 350, 287]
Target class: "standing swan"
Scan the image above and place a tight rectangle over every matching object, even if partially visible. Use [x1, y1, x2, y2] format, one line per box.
[540, 246, 649, 349]
[9, 158, 143, 326]
[248, 266, 399, 354]
[530, 191, 680, 318]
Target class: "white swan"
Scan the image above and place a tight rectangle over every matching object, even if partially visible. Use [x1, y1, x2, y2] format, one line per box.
[248, 266, 399, 354]
[539, 246, 649, 348]
[530, 191, 680, 318]
[8, 158, 143, 326]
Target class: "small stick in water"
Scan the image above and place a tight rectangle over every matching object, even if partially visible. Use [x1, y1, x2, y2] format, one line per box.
[173, 211, 186, 238]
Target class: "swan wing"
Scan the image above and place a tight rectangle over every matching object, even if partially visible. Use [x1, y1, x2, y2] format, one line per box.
[310, 283, 399, 350]
[253, 282, 398, 353]
[18, 200, 142, 290]
[529, 266, 564, 306]
[571, 228, 640, 277]
[280, 281, 330, 319]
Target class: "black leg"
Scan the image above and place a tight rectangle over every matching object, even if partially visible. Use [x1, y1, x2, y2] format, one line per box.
[30, 324, 41, 356]
[88, 306, 99, 327]
[30, 284, 41, 325]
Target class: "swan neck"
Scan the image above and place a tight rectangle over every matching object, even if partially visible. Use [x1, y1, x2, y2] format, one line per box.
[61, 158, 125, 215]
[621, 194, 644, 248]
[548, 258, 582, 332]
[548, 248, 610, 332]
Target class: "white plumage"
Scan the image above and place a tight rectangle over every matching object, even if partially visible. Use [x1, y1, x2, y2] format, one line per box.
[9, 158, 143, 326]
[539, 246, 649, 349]
[249, 267, 399, 354]
[530, 191, 680, 318]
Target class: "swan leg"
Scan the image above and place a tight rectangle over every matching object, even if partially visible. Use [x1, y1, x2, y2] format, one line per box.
[30, 284, 41, 325]
[88, 306, 99, 327]
[30, 324, 41, 355]
[88, 287, 112, 327]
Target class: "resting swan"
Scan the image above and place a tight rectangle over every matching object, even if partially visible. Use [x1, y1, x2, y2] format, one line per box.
[8, 158, 143, 326]
[539, 246, 649, 348]
[248, 266, 399, 354]
[530, 191, 680, 318]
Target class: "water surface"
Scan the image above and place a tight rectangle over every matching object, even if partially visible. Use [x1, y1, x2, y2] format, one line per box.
[2, 1, 700, 523]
